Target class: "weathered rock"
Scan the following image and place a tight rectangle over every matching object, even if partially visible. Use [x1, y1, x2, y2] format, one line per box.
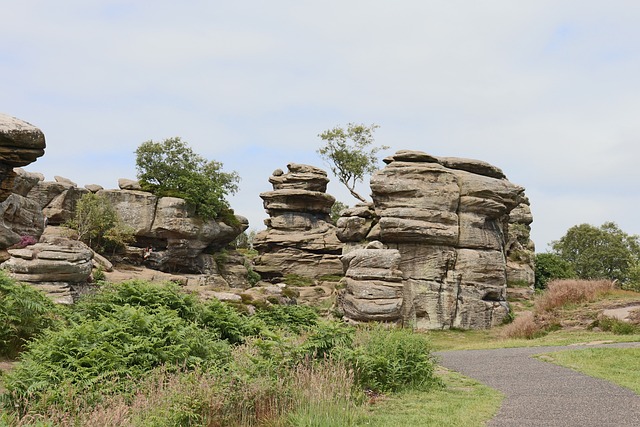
[338, 150, 529, 329]
[339, 243, 404, 321]
[118, 178, 142, 191]
[12, 168, 43, 197]
[84, 184, 103, 193]
[0, 113, 46, 168]
[0, 193, 46, 246]
[254, 164, 342, 279]
[1, 238, 93, 303]
[0, 114, 46, 234]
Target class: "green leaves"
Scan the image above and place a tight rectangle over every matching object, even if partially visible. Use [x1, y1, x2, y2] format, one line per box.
[135, 137, 240, 220]
[551, 222, 640, 286]
[65, 192, 134, 254]
[317, 123, 388, 202]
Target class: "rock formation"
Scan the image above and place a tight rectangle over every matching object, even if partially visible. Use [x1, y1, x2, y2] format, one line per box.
[253, 163, 342, 280]
[24, 177, 249, 278]
[0, 114, 46, 254]
[1, 234, 93, 304]
[338, 150, 532, 329]
[338, 241, 404, 321]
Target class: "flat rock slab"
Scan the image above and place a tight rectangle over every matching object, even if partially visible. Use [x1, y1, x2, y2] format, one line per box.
[602, 305, 640, 322]
[437, 342, 640, 426]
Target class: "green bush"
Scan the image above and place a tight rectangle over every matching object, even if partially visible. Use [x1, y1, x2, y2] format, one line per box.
[3, 305, 230, 410]
[0, 271, 60, 358]
[534, 253, 576, 290]
[594, 317, 640, 335]
[343, 326, 440, 393]
[65, 192, 134, 254]
[254, 304, 319, 334]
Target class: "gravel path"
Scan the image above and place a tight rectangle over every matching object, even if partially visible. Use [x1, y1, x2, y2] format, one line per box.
[437, 342, 640, 426]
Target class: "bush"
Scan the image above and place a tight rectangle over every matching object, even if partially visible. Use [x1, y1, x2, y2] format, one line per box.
[0, 271, 60, 358]
[501, 312, 545, 339]
[594, 316, 640, 335]
[65, 193, 134, 254]
[534, 253, 576, 290]
[3, 305, 230, 410]
[343, 325, 440, 393]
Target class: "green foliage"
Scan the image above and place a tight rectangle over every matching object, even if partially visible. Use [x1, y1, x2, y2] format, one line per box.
[317, 123, 388, 203]
[254, 304, 320, 334]
[592, 317, 640, 335]
[0, 271, 60, 358]
[3, 305, 231, 409]
[135, 137, 240, 220]
[342, 325, 440, 393]
[330, 200, 349, 224]
[65, 192, 135, 254]
[534, 253, 576, 290]
[551, 222, 640, 285]
[283, 274, 315, 287]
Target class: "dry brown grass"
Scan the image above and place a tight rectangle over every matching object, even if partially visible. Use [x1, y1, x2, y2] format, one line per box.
[501, 312, 544, 339]
[534, 279, 615, 313]
[502, 279, 616, 339]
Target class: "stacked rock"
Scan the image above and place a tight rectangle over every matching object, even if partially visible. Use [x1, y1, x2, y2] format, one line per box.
[338, 241, 404, 321]
[253, 163, 342, 279]
[0, 114, 47, 252]
[339, 150, 530, 329]
[505, 196, 535, 298]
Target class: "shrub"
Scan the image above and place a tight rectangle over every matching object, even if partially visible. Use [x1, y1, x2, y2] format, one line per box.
[2, 305, 230, 410]
[501, 312, 545, 339]
[0, 271, 60, 358]
[65, 193, 134, 254]
[593, 316, 640, 335]
[534, 279, 614, 313]
[534, 253, 576, 290]
[343, 325, 440, 393]
[254, 304, 319, 334]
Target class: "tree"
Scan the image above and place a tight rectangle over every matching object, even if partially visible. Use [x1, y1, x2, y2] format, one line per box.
[317, 123, 388, 203]
[66, 193, 134, 254]
[135, 137, 240, 220]
[551, 222, 640, 285]
[534, 253, 576, 290]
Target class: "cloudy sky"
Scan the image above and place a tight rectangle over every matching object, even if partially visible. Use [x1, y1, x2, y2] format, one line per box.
[3, 1, 640, 250]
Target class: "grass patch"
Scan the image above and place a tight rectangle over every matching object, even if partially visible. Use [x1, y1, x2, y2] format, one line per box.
[538, 348, 640, 394]
[357, 368, 503, 426]
[283, 274, 315, 287]
[428, 328, 640, 352]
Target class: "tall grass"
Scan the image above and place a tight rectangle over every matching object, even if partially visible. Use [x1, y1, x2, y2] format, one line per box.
[502, 279, 615, 339]
[534, 279, 615, 313]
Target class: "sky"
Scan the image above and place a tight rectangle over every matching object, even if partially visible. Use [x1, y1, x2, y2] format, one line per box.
[3, 1, 640, 251]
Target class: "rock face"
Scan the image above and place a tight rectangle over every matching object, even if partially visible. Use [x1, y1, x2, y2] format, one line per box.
[339, 241, 404, 321]
[338, 150, 531, 329]
[25, 178, 249, 276]
[0, 115, 46, 251]
[0, 236, 93, 304]
[253, 164, 342, 279]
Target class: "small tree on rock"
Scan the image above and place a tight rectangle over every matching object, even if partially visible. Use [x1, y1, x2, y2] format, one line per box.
[135, 137, 240, 221]
[317, 123, 388, 203]
[66, 193, 134, 254]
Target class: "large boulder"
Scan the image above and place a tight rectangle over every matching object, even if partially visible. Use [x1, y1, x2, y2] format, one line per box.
[338, 242, 404, 322]
[254, 164, 342, 279]
[0, 237, 93, 304]
[338, 150, 530, 329]
[0, 114, 46, 249]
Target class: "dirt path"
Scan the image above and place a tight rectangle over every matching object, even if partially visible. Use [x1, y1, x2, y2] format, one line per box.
[437, 342, 640, 426]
